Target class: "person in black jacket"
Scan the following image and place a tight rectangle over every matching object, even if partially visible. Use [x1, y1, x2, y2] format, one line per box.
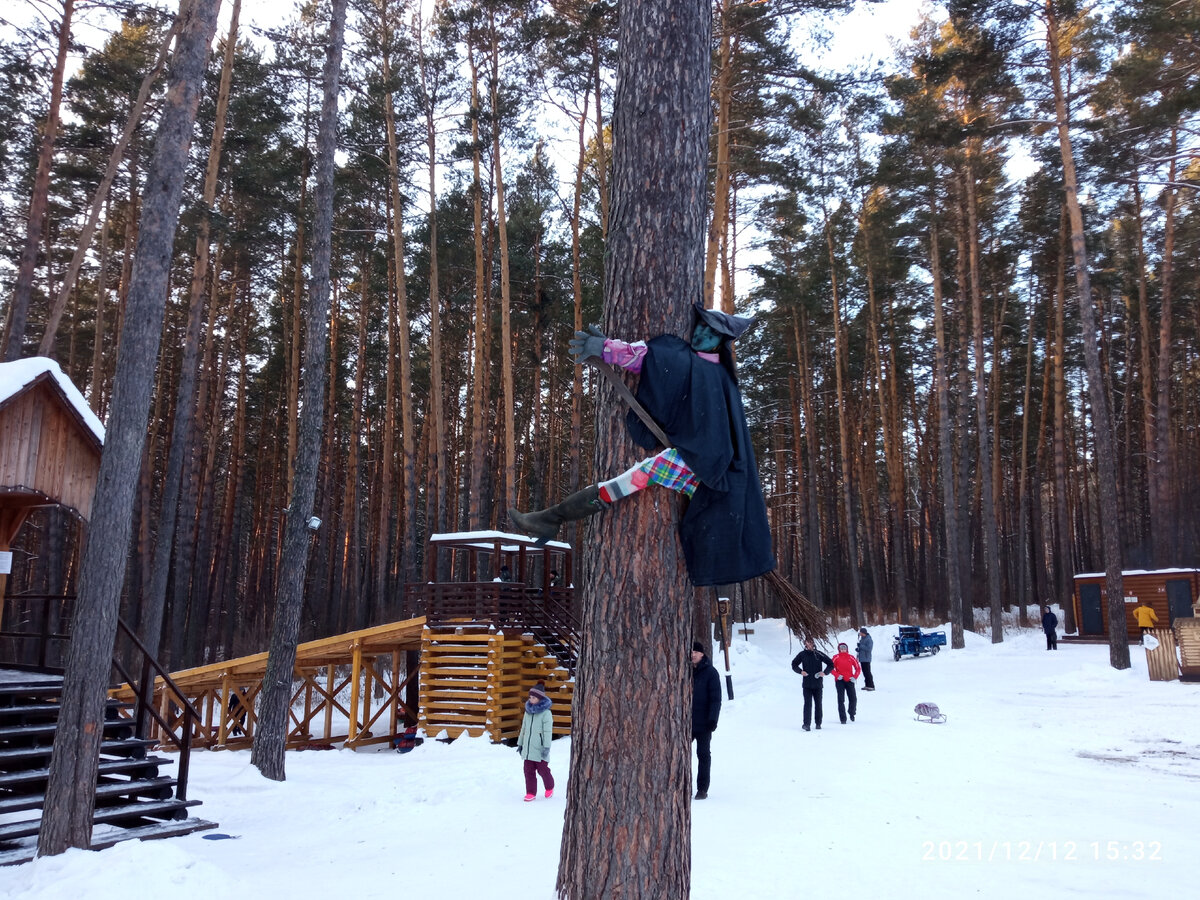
[691, 640, 722, 799]
[791, 637, 833, 731]
[1042, 605, 1059, 651]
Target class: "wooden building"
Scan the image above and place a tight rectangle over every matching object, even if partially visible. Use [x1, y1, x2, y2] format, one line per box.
[1072, 569, 1200, 637]
[0, 358, 103, 635]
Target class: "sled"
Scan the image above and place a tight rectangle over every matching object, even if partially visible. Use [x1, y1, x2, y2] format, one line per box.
[913, 702, 947, 724]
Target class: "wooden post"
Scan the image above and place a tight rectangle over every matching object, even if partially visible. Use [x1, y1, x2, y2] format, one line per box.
[348, 641, 362, 742]
[218, 674, 231, 745]
[390, 649, 399, 738]
[324, 664, 335, 738]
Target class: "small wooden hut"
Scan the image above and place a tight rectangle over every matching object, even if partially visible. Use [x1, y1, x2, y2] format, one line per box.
[0, 359, 103, 633]
[1072, 569, 1200, 637]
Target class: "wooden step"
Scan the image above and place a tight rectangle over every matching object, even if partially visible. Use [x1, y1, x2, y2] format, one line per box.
[0, 816, 218, 867]
[0, 754, 173, 789]
[0, 718, 136, 742]
[0, 777, 178, 815]
[0, 737, 155, 766]
[0, 699, 131, 724]
[0, 797, 201, 843]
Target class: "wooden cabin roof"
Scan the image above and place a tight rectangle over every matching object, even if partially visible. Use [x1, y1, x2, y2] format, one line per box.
[0, 361, 103, 521]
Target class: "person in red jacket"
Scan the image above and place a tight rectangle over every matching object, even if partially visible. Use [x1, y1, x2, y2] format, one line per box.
[829, 642, 862, 724]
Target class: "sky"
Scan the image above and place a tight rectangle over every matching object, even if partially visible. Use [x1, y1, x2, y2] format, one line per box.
[3, 609, 1196, 899]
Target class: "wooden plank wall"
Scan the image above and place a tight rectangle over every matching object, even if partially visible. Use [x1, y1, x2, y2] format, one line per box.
[1073, 571, 1200, 636]
[0, 384, 99, 518]
[418, 627, 573, 742]
[1143, 627, 1179, 682]
[1176, 620, 1200, 682]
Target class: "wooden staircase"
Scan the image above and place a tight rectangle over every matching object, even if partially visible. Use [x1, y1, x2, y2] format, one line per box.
[0, 678, 216, 866]
[419, 628, 573, 742]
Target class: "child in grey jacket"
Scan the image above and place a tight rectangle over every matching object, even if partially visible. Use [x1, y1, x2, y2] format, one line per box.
[517, 683, 555, 801]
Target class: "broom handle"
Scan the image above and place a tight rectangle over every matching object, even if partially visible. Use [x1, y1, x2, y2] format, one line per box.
[585, 357, 672, 449]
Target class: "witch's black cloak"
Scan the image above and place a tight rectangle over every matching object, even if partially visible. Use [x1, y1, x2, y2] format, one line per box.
[625, 334, 776, 587]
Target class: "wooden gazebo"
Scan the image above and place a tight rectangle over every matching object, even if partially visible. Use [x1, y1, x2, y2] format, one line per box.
[0, 358, 103, 630]
[405, 531, 580, 740]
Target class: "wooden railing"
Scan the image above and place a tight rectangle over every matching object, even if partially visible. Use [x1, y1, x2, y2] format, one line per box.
[406, 582, 582, 674]
[0, 593, 200, 802]
[110, 618, 202, 801]
[0, 593, 73, 671]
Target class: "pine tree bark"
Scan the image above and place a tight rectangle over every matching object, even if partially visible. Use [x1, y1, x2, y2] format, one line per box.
[490, 13, 516, 511]
[825, 213, 864, 627]
[1152, 132, 1177, 565]
[556, 1, 710, 895]
[1046, 0, 1128, 668]
[37, 0, 221, 855]
[5, 0, 74, 361]
[929, 208, 965, 649]
[142, 0, 240, 660]
[252, 0, 349, 780]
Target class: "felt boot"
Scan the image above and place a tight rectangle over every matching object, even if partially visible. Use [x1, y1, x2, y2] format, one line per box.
[509, 485, 605, 544]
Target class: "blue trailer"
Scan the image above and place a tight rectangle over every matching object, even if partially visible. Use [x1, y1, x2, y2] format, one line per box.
[893, 625, 947, 660]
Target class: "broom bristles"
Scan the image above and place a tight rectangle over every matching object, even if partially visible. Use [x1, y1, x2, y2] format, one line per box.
[762, 569, 829, 642]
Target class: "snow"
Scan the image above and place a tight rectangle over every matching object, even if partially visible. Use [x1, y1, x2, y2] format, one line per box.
[429, 530, 572, 551]
[4, 616, 1198, 899]
[0, 358, 104, 444]
[1075, 569, 1200, 578]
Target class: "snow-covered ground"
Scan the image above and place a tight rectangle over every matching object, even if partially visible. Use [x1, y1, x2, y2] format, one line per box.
[4, 617, 1198, 899]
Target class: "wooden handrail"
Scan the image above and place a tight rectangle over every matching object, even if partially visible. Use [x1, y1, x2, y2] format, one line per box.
[113, 617, 204, 801]
[417, 582, 583, 674]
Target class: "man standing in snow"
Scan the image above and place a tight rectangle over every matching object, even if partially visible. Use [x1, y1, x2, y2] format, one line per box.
[1041, 605, 1059, 651]
[791, 637, 833, 731]
[691, 641, 721, 799]
[856, 627, 875, 690]
[829, 642, 862, 724]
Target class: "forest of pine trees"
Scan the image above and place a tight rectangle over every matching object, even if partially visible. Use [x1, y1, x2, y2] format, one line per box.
[1, 0, 1198, 670]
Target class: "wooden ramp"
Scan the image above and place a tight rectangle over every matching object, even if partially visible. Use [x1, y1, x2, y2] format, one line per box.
[112, 617, 427, 751]
[419, 627, 573, 741]
[112, 616, 577, 750]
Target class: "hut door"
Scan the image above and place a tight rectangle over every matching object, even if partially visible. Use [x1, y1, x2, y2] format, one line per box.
[1167, 580, 1194, 625]
[1079, 584, 1104, 635]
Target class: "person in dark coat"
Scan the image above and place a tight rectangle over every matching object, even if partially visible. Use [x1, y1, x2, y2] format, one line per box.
[508, 304, 775, 588]
[691, 640, 722, 799]
[791, 637, 833, 731]
[1042, 605, 1059, 651]
[856, 627, 875, 690]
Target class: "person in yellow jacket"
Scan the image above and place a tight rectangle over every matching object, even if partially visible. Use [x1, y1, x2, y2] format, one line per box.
[1132, 602, 1158, 642]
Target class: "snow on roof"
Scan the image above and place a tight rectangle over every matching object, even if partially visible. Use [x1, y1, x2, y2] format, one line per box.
[429, 530, 571, 551]
[1074, 568, 1199, 578]
[0, 357, 104, 444]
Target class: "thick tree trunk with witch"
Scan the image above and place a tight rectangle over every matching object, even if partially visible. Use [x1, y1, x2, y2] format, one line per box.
[554, 1, 711, 896]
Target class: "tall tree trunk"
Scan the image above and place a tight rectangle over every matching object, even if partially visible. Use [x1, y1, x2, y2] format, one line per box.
[252, 0, 348, 780]
[703, 4, 733, 310]
[963, 158, 1002, 642]
[141, 0, 240, 660]
[1152, 131, 1177, 565]
[1046, 1, 1128, 668]
[556, 1, 710, 895]
[468, 42, 488, 530]
[381, 0, 414, 603]
[825, 215, 864, 628]
[929, 207, 964, 649]
[490, 14, 516, 511]
[5, 0, 74, 360]
[37, 0, 222, 855]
